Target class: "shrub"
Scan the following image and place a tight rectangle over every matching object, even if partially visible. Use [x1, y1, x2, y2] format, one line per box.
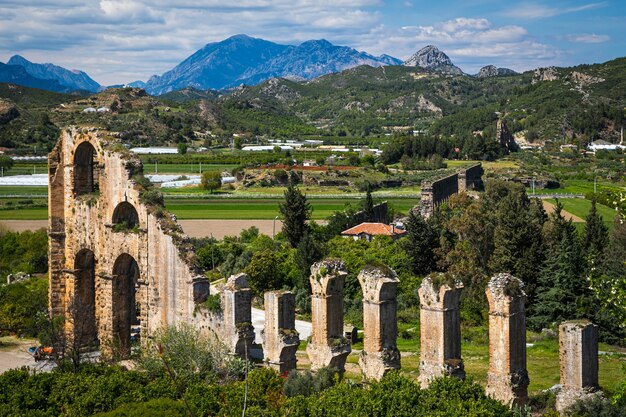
[139, 189, 164, 207]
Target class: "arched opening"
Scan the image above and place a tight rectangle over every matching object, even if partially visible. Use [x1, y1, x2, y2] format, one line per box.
[74, 249, 97, 347]
[73, 141, 99, 196]
[112, 202, 140, 230]
[112, 253, 140, 357]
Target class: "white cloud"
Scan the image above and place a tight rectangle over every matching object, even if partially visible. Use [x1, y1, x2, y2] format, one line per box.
[566, 33, 610, 43]
[503, 1, 607, 20]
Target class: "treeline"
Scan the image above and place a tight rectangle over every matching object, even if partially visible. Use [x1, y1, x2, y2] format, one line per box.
[407, 181, 626, 343]
[381, 133, 507, 164]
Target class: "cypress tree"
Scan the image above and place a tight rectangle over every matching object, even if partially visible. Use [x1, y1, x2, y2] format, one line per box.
[279, 184, 311, 248]
[403, 210, 438, 276]
[584, 198, 609, 258]
[363, 187, 375, 222]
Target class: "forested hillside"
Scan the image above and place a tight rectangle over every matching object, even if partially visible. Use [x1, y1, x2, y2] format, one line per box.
[0, 57, 625, 151]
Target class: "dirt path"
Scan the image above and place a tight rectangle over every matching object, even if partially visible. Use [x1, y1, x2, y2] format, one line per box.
[0, 337, 38, 373]
[0, 219, 288, 240]
[541, 201, 585, 223]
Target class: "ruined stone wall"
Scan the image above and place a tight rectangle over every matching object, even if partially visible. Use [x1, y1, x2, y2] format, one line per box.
[49, 127, 210, 355]
[420, 164, 483, 218]
[458, 164, 484, 192]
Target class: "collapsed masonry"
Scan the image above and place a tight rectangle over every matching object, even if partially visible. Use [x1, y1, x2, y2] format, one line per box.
[49, 127, 210, 357]
[419, 163, 483, 218]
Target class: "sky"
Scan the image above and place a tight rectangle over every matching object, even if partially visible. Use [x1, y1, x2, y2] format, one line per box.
[0, 0, 624, 85]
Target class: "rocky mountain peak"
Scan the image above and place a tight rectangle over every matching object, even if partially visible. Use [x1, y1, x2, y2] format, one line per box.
[477, 65, 518, 78]
[403, 45, 463, 75]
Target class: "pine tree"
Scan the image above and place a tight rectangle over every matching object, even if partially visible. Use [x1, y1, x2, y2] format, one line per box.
[403, 210, 438, 276]
[295, 230, 325, 291]
[363, 187, 375, 222]
[279, 184, 311, 248]
[530, 203, 587, 330]
[584, 198, 609, 258]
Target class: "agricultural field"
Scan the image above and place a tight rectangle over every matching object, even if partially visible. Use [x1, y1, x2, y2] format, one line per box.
[545, 198, 618, 228]
[165, 197, 416, 220]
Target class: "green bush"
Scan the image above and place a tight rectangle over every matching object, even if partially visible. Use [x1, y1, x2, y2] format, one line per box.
[95, 398, 187, 416]
[138, 189, 164, 207]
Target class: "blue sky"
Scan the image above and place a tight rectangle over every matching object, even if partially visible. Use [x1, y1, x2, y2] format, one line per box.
[0, 0, 624, 85]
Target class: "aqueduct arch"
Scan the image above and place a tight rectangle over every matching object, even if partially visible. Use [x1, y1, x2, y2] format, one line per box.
[73, 140, 100, 196]
[49, 127, 210, 356]
[112, 202, 140, 229]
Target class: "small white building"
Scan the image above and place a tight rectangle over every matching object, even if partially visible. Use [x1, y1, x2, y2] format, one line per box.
[587, 140, 626, 152]
[82, 107, 97, 113]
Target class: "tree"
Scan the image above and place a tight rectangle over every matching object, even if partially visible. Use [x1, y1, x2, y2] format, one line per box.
[0, 155, 13, 172]
[584, 198, 609, 259]
[530, 203, 586, 330]
[176, 143, 187, 155]
[201, 171, 222, 194]
[363, 188, 375, 222]
[245, 250, 285, 294]
[402, 211, 438, 276]
[279, 184, 311, 248]
[295, 230, 325, 290]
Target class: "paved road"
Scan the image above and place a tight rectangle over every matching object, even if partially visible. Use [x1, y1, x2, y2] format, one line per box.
[250, 307, 312, 344]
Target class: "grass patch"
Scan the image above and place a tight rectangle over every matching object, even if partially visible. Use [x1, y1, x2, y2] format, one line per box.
[0, 208, 47, 220]
[546, 198, 617, 230]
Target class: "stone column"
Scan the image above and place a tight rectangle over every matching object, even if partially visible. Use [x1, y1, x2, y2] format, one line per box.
[556, 320, 601, 412]
[418, 274, 465, 387]
[358, 265, 400, 380]
[485, 273, 529, 406]
[221, 273, 255, 358]
[263, 291, 300, 373]
[306, 259, 351, 372]
[420, 183, 434, 219]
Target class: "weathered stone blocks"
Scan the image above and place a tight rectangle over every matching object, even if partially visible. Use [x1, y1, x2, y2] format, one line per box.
[485, 273, 529, 406]
[556, 320, 601, 413]
[220, 273, 255, 358]
[418, 273, 465, 387]
[263, 291, 300, 373]
[358, 265, 400, 380]
[306, 259, 351, 372]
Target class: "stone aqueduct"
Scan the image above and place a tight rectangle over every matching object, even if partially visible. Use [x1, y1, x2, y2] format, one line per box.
[49, 127, 600, 409]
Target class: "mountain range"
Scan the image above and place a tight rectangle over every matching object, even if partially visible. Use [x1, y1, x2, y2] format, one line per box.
[1, 35, 519, 95]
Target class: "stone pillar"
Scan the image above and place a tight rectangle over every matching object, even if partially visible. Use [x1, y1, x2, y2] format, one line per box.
[418, 274, 465, 387]
[263, 291, 300, 373]
[485, 273, 529, 406]
[306, 259, 351, 372]
[420, 183, 434, 219]
[221, 273, 255, 358]
[556, 320, 601, 413]
[358, 265, 400, 380]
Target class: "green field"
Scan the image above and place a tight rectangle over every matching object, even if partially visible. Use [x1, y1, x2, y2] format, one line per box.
[0, 196, 417, 220]
[165, 198, 416, 220]
[533, 179, 624, 195]
[0, 186, 47, 196]
[142, 163, 237, 175]
[546, 198, 617, 229]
